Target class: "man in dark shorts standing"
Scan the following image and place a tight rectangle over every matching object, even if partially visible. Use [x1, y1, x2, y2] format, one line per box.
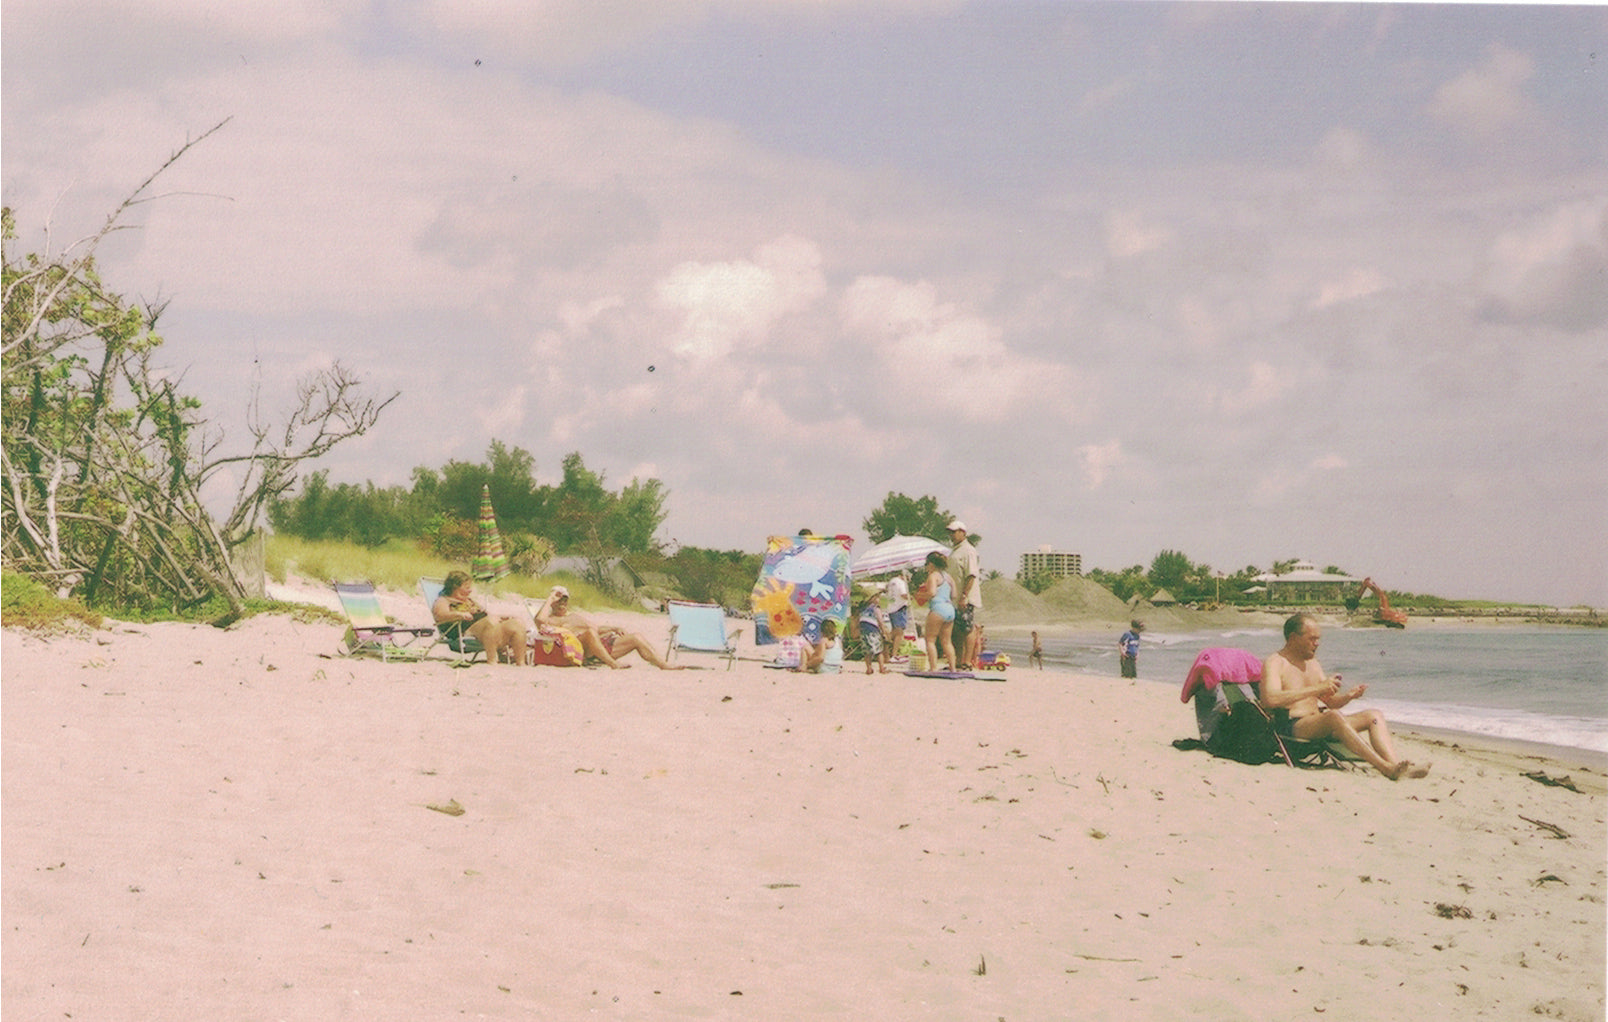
[947, 521, 981, 670]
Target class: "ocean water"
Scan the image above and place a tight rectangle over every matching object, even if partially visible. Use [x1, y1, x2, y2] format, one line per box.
[989, 625, 1608, 755]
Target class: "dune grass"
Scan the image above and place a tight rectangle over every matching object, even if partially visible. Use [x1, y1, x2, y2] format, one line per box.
[264, 535, 630, 609]
[1, 571, 104, 631]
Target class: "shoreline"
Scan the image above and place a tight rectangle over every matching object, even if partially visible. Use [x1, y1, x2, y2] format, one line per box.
[1395, 723, 1608, 782]
[1085, 673, 1608, 783]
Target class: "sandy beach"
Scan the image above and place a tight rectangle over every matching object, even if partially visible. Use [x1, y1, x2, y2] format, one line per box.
[4, 591, 1604, 1020]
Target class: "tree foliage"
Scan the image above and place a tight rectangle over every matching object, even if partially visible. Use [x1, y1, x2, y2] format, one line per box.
[1087, 564, 1150, 602]
[634, 545, 760, 608]
[2, 127, 393, 619]
[1147, 549, 1195, 594]
[1018, 568, 1059, 595]
[270, 443, 669, 558]
[862, 492, 956, 545]
[1086, 552, 1324, 605]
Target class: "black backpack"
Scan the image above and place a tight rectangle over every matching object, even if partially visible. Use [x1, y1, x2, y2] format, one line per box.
[1205, 701, 1289, 765]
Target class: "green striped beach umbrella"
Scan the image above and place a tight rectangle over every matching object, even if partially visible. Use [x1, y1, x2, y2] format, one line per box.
[472, 484, 510, 582]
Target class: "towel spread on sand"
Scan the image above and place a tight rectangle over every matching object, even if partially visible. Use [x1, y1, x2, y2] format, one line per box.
[1179, 647, 1264, 702]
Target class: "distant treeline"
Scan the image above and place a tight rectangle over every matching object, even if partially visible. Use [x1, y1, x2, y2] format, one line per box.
[1069, 552, 1362, 607]
[269, 442, 667, 563]
[1057, 549, 1299, 606]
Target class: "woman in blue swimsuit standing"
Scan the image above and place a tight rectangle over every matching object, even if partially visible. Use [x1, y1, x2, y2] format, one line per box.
[917, 550, 958, 672]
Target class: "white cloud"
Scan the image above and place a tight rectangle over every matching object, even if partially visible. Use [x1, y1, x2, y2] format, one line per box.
[656, 235, 827, 360]
[839, 276, 1070, 423]
[1311, 268, 1387, 310]
[1478, 198, 1608, 332]
[1213, 360, 1284, 416]
[1312, 127, 1377, 172]
[1077, 441, 1124, 489]
[1428, 44, 1536, 141]
[477, 385, 529, 437]
[1104, 209, 1174, 260]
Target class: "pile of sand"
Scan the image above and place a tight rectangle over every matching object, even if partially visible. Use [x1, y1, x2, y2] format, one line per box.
[974, 577, 1051, 624]
[1038, 575, 1134, 621]
[980, 575, 1134, 627]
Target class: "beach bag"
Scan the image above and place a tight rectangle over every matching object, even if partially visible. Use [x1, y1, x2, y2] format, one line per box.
[1206, 701, 1287, 765]
[772, 636, 807, 668]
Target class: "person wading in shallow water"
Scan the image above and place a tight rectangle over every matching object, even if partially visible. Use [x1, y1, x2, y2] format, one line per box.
[1261, 613, 1430, 781]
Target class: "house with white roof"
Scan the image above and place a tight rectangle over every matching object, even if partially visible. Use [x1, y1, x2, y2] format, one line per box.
[1252, 560, 1357, 602]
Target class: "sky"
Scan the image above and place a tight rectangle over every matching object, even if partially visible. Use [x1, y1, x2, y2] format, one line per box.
[4, 1, 1605, 607]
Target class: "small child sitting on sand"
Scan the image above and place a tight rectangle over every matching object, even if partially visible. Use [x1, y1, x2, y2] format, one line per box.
[794, 619, 842, 674]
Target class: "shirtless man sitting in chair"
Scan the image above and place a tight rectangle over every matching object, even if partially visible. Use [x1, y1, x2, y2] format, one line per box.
[1262, 613, 1429, 780]
[535, 585, 683, 670]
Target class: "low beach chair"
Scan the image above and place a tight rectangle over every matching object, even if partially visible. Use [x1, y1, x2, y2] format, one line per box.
[335, 581, 436, 662]
[1219, 682, 1348, 768]
[1180, 647, 1347, 769]
[419, 577, 485, 665]
[664, 601, 743, 670]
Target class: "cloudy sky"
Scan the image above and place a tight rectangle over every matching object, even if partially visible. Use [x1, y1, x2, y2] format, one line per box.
[5, 1, 1605, 606]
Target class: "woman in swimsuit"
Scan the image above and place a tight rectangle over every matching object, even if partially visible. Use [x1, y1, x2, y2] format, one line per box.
[917, 551, 958, 672]
[432, 570, 529, 665]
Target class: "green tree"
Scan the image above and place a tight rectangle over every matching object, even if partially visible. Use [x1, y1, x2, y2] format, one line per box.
[1148, 549, 1193, 594]
[1088, 564, 1149, 602]
[549, 452, 610, 551]
[1018, 568, 1058, 595]
[605, 477, 668, 554]
[652, 545, 760, 606]
[862, 492, 954, 544]
[273, 440, 668, 559]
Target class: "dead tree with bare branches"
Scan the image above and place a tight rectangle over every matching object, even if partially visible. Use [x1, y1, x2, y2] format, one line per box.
[2, 124, 395, 621]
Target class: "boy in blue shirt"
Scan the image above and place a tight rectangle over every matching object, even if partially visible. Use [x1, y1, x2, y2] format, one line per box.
[1119, 619, 1144, 678]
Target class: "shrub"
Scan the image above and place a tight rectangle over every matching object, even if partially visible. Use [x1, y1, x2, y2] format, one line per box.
[506, 532, 555, 577]
[2, 571, 102, 630]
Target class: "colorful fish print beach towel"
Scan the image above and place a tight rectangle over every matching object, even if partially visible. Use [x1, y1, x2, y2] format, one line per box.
[750, 534, 853, 646]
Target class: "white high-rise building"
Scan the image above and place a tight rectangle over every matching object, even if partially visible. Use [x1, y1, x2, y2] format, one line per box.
[1020, 546, 1082, 580]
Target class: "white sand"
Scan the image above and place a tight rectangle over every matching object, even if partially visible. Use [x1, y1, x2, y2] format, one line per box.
[4, 594, 1604, 1020]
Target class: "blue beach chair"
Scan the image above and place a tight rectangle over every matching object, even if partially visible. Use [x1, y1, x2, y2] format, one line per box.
[664, 601, 743, 670]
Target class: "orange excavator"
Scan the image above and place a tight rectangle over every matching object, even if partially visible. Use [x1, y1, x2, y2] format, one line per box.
[1346, 577, 1407, 629]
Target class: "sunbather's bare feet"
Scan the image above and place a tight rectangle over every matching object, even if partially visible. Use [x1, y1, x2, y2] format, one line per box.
[1384, 760, 1431, 780]
[609, 662, 632, 670]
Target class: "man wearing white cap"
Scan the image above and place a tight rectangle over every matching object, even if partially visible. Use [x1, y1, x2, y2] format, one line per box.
[947, 520, 982, 670]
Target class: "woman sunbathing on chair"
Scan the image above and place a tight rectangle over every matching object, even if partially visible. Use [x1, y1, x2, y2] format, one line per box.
[432, 571, 529, 665]
[535, 585, 683, 669]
